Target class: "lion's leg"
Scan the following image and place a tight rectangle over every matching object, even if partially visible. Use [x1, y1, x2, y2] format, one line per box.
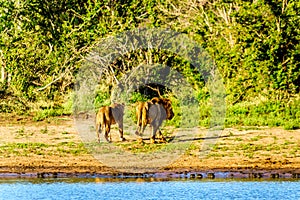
[136, 124, 147, 144]
[134, 123, 143, 143]
[135, 118, 141, 135]
[104, 124, 111, 142]
[141, 124, 147, 135]
[135, 122, 143, 136]
[157, 130, 166, 143]
[135, 125, 141, 136]
[118, 123, 125, 141]
[135, 122, 147, 136]
[157, 130, 163, 139]
[96, 123, 101, 143]
[135, 123, 145, 143]
[150, 126, 159, 144]
[119, 129, 125, 141]
[135, 105, 142, 135]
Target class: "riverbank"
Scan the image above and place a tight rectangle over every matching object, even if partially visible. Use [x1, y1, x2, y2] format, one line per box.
[0, 114, 300, 178]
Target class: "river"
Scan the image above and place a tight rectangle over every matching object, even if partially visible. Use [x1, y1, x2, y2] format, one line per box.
[0, 178, 299, 200]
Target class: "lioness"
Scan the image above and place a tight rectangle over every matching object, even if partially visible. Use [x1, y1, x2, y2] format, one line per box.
[95, 103, 125, 142]
[135, 97, 174, 143]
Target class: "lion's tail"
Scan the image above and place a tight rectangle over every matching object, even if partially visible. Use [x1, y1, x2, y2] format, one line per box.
[96, 106, 111, 129]
[141, 103, 148, 127]
[136, 102, 148, 127]
[104, 106, 112, 125]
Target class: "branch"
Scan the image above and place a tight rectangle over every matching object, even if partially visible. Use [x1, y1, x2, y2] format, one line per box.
[146, 84, 163, 98]
[36, 72, 66, 91]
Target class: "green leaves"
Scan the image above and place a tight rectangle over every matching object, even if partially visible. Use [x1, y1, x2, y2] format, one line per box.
[0, 0, 299, 128]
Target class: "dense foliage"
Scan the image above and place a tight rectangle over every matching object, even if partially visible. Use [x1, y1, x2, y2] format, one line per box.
[0, 0, 299, 128]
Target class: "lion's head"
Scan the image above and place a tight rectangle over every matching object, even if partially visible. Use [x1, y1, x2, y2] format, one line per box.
[150, 97, 174, 120]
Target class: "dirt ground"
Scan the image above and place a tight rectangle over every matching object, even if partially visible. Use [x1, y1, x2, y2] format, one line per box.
[0, 114, 300, 178]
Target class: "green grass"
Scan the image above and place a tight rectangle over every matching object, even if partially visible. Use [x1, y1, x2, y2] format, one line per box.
[40, 126, 48, 134]
[0, 142, 88, 157]
[16, 127, 25, 134]
[115, 140, 174, 154]
[33, 108, 69, 121]
[250, 135, 263, 141]
[8, 92, 299, 132]
[14, 127, 35, 139]
[235, 137, 243, 142]
[197, 98, 300, 129]
[207, 138, 300, 159]
[229, 100, 300, 129]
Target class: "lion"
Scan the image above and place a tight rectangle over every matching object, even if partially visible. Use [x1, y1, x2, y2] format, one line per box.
[95, 103, 125, 143]
[135, 97, 174, 143]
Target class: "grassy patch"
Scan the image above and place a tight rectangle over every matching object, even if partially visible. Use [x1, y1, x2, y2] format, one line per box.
[0, 142, 49, 157]
[204, 129, 300, 160]
[115, 140, 180, 154]
[284, 122, 300, 130]
[116, 141, 161, 153]
[223, 99, 300, 128]
[0, 142, 88, 157]
[32, 106, 71, 122]
[14, 127, 35, 139]
[234, 137, 243, 142]
[40, 126, 48, 134]
[250, 135, 263, 141]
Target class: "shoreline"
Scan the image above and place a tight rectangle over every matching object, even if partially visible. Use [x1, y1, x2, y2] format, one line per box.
[1, 165, 300, 180]
[1, 170, 300, 180]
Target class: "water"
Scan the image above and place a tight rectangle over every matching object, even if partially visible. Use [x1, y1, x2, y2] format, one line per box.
[0, 178, 299, 200]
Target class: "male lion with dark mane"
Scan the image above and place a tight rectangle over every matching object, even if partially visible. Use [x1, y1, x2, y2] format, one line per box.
[135, 97, 174, 143]
[95, 103, 125, 143]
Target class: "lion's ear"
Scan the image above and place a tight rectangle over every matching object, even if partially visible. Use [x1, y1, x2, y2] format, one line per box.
[151, 97, 162, 104]
[150, 97, 157, 104]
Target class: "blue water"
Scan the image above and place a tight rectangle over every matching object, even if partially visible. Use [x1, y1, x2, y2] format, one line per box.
[0, 178, 299, 200]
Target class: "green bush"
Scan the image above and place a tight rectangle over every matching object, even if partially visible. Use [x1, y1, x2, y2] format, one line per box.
[0, 0, 299, 128]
